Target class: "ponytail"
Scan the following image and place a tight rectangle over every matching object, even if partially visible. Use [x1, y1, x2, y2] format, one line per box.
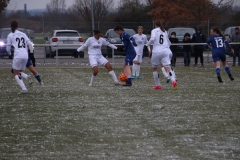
[154, 19, 166, 32]
[11, 21, 18, 33]
[212, 27, 225, 40]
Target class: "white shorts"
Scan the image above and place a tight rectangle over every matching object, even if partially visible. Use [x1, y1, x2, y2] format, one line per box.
[89, 54, 108, 67]
[12, 58, 28, 70]
[151, 48, 172, 68]
[133, 54, 143, 63]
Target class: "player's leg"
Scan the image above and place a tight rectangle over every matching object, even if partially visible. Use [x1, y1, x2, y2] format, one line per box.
[28, 65, 42, 84]
[13, 58, 28, 93]
[151, 53, 161, 90]
[122, 55, 134, 86]
[89, 55, 98, 86]
[104, 61, 120, 85]
[161, 64, 170, 83]
[135, 54, 142, 79]
[132, 60, 137, 79]
[221, 54, 234, 81]
[163, 51, 178, 89]
[215, 61, 223, 83]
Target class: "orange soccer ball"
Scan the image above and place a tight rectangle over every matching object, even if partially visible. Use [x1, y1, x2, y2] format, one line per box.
[119, 73, 128, 82]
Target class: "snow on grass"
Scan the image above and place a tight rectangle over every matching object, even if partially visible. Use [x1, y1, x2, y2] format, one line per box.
[0, 66, 239, 159]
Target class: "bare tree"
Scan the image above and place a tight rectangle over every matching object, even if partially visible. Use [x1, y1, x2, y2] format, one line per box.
[0, 0, 10, 14]
[46, 0, 66, 14]
[73, 0, 113, 23]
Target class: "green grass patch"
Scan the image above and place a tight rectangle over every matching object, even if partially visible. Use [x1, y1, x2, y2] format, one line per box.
[0, 67, 239, 159]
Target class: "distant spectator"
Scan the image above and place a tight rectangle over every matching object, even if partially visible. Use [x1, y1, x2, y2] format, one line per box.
[192, 27, 206, 67]
[182, 33, 191, 66]
[231, 27, 240, 66]
[169, 32, 179, 66]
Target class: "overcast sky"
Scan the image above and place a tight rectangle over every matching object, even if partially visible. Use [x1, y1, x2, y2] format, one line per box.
[6, 0, 240, 10]
[6, 0, 75, 10]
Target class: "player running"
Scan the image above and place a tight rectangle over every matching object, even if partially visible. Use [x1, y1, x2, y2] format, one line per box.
[132, 26, 151, 79]
[77, 30, 120, 86]
[114, 25, 137, 86]
[7, 21, 34, 94]
[146, 20, 178, 90]
[206, 27, 234, 83]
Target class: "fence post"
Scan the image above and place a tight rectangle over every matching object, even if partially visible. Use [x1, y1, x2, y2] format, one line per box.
[56, 45, 59, 68]
[112, 48, 114, 67]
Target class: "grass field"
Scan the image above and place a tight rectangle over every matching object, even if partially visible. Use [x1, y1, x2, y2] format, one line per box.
[0, 66, 240, 159]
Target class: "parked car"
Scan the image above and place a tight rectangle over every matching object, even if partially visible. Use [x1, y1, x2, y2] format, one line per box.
[223, 26, 240, 41]
[44, 30, 84, 58]
[102, 28, 149, 58]
[167, 27, 195, 56]
[0, 28, 33, 58]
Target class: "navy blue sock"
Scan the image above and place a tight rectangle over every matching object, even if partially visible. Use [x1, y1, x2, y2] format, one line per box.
[216, 67, 220, 75]
[225, 66, 231, 75]
[35, 74, 41, 82]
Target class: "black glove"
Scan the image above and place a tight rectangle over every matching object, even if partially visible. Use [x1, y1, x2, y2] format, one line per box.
[133, 42, 138, 47]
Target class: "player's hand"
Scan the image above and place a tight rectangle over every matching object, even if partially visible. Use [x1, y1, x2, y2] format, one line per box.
[77, 48, 80, 52]
[133, 42, 137, 47]
[231, 49, 234, 54]
[148, 50, 152, 55]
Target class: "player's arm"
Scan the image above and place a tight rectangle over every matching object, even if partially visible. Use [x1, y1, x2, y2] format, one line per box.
[102, 38, 117, 49]
[144, 36, 151, 51]
[77, 38, 89, 52]
[6, 35, 12, 55]
[25, 35, 34, 53]
[224, 39, 234, 54]
[146, 30, 155, 46]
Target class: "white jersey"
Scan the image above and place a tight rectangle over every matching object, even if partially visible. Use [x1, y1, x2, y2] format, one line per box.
[7, 30, 33, 59]
[133, 34, 150, 54]
[77, 37, 117, 55]
[147, 28, 171, 53]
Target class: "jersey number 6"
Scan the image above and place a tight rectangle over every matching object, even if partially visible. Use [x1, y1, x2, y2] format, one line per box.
[16, 37, 26, 48]
[159, 34, 164, 44]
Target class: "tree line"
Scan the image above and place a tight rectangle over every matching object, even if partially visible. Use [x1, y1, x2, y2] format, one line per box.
[0, 0, 240, 33]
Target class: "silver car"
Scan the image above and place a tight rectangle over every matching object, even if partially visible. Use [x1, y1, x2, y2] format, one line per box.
[44, 30, 84, 58]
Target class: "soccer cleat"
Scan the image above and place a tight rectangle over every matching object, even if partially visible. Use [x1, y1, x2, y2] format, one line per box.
[217, 75, 223, 83]
[172, 81, 178, 90]
[39, 82, 44, 86]
[152, 85, 161, 90]
[27, 75, 33, 86]
[115, 82, 122, 86]
[89, 83, 92, 86]
[228, 74, 234, 81]
[18, 90, 28, 94]
[166, 78, 170, 83]
[136, 76, 141, 79]
[131, 75, 135, 79]
[122, 83, 132, 86]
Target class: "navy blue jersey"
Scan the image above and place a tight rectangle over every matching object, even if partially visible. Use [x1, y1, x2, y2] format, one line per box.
[121, 32, 136, 55]
[206, 34, 232, 55]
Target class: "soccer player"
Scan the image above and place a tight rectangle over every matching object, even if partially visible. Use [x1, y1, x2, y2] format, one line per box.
[114, 25, 137, 86]
[77, 30, 120, 86]
[132, 26, 151, 79]
[146, 20, 178, 90]
[7, 21, 34, 94]
[206, 27, 234, 83]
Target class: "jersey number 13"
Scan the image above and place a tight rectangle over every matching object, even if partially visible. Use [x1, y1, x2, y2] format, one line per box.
[215, 39, 223, 48]
[16, 37, 26, 48]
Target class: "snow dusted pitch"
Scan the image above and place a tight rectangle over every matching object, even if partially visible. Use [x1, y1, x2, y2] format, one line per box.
[0, 67, 239, 159]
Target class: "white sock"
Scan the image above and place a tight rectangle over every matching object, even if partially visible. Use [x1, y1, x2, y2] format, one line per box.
[20, 72, 29, 79]
[161, 67, 168, 78]
[90, 74, 96, 84]
[168, 70, 176, 82]
[109, 70, 118, 83]
[132, 64, 136, 76]
[171, 68, 177, 80]
[153, 71, 160, 86]
[15, 75, 27, 91]
[136, 65, 140, 76]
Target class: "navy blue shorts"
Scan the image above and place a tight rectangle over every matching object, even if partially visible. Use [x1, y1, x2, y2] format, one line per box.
[26, 59, 33, 67]
[125, 54, 136, 66]
[212, 53, 226, 62]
